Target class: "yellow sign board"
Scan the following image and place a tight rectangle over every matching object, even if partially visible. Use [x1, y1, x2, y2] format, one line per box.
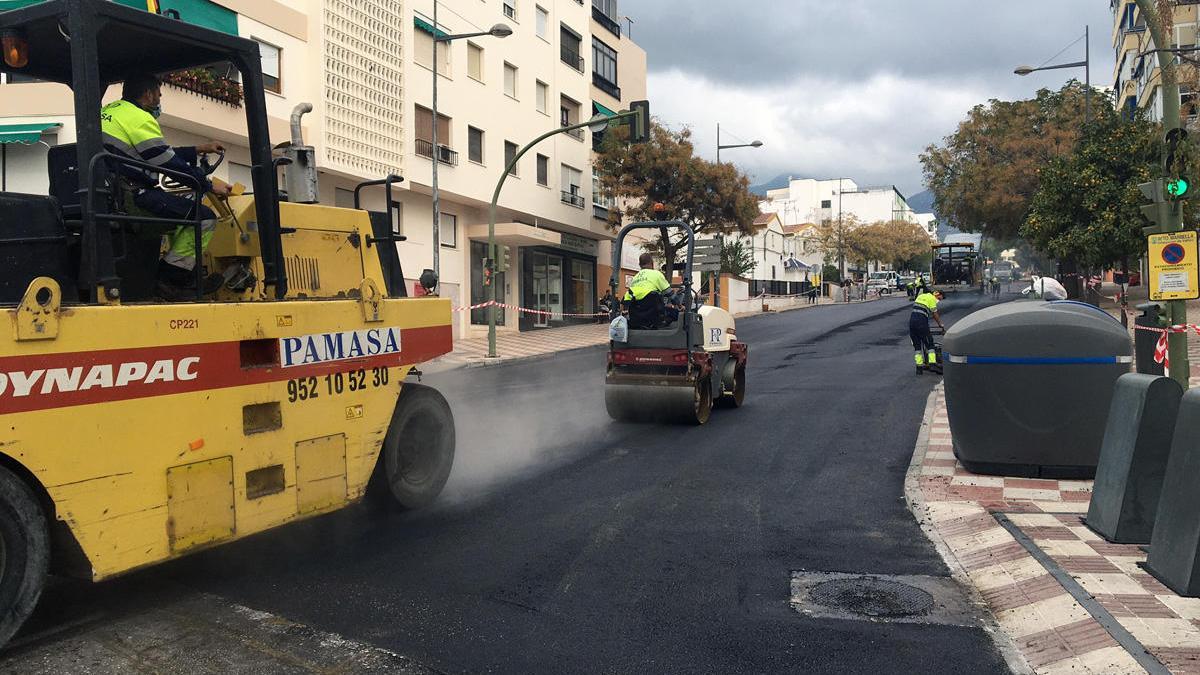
[1149, 230, 1200, 301]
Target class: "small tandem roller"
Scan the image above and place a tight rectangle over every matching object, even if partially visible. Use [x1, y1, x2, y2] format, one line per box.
[604, 220, 748, 424]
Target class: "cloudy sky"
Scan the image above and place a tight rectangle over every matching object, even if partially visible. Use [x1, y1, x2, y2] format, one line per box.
[634, 0, 1115, 198]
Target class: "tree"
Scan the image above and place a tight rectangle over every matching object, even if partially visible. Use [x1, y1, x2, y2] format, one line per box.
[816, 214, 862, 279]
[920, 82, 1090, 241]
[719, 239, 756, 277]
[595, 122, 761, 263]
[1022, 106, 1159, 268]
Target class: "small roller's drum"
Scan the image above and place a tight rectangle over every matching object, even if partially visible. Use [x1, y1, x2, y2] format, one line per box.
[605, 378, 712, 425]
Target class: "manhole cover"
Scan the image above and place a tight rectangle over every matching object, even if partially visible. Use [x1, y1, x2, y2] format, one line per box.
[808, 577, 935, 618]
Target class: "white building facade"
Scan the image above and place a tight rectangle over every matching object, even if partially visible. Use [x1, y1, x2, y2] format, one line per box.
[0, 0, 647, 337]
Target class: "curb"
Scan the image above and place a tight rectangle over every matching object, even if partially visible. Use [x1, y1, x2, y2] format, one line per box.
[903, 386, 1033, 675]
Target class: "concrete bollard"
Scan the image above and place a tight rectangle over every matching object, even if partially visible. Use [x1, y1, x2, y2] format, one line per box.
[1146, 388, 1200, 596]
[1086, 374, 1182, 544]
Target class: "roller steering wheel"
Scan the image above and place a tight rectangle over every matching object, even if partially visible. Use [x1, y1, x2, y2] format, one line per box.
[199, 150, 225, 176]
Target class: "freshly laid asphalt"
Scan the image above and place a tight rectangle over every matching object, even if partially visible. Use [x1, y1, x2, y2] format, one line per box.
[10, 290, 1018, 674]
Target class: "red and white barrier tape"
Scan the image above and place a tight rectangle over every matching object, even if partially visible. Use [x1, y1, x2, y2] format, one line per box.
[1133, 323, 1200, 372]
[451, 299, 609, 319]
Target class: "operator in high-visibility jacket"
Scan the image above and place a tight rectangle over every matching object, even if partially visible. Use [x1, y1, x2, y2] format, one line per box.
[101, 74, 231, 297]
[624, 252, 670, 301]
[910, 290, 945, 368]
[623, 252, 671, 328]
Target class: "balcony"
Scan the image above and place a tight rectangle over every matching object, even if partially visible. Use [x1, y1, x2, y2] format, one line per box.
[563, 125, 584, 141]
[561, 189, 585, 208]
[592, 72, 621, 99]
[561, 48, 585, 72]
[592, 6, 621, 38]
[415, 139, 459, 166]
[593, 203, 611, 220]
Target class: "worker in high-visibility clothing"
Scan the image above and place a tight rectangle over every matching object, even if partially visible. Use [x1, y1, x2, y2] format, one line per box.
[623, 252, 671, 328]
[101, 74, 232, 297]
[910, 289, 946, 371]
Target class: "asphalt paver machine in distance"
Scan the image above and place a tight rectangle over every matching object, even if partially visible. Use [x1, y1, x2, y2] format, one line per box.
[605, 220, 748, 425]
[0, 0, 456, 646]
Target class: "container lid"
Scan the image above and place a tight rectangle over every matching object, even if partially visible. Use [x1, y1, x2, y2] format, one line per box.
[943, 300, 1130, 359]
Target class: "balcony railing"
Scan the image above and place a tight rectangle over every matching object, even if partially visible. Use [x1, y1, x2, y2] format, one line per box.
[561, 48, 584, 72]
[592, 72, 620, 99]
[563, 125, 584, 140]
[163, 68, 243, 107]
[593, 203, 610, 220]
[561, 189, 585, 208]
[592, 6, 621, 37]
[415, 139, 459, 166]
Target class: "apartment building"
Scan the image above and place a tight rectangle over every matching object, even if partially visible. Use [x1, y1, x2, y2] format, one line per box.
[1111, 0, 1199, 121]
[0, 0, 648, 336]
[758, 177, 934, 276]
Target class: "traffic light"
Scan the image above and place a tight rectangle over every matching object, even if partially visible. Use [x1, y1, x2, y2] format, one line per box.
[1139, 179, 1167, 228]
[1167, 177, 1190, 200]
[630, 100, 650, 143]
[495, 245, 510, 273]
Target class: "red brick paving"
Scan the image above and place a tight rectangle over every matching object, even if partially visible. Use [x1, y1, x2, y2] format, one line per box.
[1095, 594, 1181, 619]
[980, 574, 1068, 613]
[1156, 648, 1200, 675]
[1057, 556, 1123, 574]
[960, 541, 1029, 571]
[1015, 619, 1120, 669]
[1020, 526, 1078, 541]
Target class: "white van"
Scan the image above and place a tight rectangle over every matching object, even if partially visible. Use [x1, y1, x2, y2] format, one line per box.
[866, 270, 899, 295]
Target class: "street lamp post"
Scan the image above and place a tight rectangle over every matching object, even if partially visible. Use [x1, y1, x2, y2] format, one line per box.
[487, 112, 639, 358]
[715, 122, 762, 163]
[1014, 25, 1090, 124]
[431, 4, 512, 284]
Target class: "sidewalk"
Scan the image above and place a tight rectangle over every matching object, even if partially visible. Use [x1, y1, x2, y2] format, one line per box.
[908, 385, 1200, 674]
[427, 295, 844, 371]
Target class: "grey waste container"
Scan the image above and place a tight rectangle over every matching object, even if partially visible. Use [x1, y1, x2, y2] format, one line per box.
[943, 300, 1132, 478]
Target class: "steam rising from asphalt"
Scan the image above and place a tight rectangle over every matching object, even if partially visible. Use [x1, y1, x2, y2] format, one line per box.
[435, 360, 612, 504]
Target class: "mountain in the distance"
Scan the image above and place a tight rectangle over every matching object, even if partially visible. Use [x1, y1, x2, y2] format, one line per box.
[749, 173, 793, 196]
[906, 188, 935, 214]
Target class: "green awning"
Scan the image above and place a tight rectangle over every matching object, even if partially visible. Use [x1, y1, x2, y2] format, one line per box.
[593, 100, 618, 118]
[0, 122, 59, 144]
[413, 16, 450, 40]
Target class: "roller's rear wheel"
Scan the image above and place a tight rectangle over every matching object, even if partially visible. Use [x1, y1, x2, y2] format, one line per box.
[370, 383, 455, 510]
[718, 361, 746, 409]
[0, 466, 48, 648]
[691, 378, 713, 425]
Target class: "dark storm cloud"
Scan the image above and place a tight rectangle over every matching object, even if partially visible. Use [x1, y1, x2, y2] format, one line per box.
[633, 0, 1112, 86]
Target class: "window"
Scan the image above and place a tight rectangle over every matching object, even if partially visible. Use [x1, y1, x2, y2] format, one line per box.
[415, 105, 454, 163]
[505, 141, 519, 175]
[537, 154, 549, 186]
[560, 95, 581, 139]
[560, 25, 583, 71]
[467, 42, 483, 81]
[414, 22, 450, 73]
[255, 39, 281, 94]
[503, 1, 517, 21]
[535, 6, 549, 39]
[593, 0, 618, 20]
[503, 62, 518, 98]
[571, 260, 594, 315]
[592, 38, 618, 97]
[820, 199, 831, 208]
[468, 126, 485, 164]
[440, 212, 457, 248]
[535, 80, 549, 114]
[592, 169, 613, 208]
[560, 164, 583, 207]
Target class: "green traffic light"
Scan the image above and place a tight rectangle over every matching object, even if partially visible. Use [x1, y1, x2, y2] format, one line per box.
[1167, 177, 1190, 198]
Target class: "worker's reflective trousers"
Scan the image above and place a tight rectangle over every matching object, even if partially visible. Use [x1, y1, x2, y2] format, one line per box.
[909, 311, 936, 366]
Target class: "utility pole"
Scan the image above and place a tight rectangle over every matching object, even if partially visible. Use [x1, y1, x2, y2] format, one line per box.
[1135, 0, 1189, 389]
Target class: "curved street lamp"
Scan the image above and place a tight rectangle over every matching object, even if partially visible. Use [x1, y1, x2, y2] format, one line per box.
[716, 122, 763, 163]
[1013, 26, 1090, 123]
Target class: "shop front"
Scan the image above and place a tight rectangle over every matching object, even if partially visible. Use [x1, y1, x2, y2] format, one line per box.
[519, 233, 598, 331]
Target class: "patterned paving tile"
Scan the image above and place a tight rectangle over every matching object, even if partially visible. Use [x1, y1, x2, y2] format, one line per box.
[913, 382, 1200, 675]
